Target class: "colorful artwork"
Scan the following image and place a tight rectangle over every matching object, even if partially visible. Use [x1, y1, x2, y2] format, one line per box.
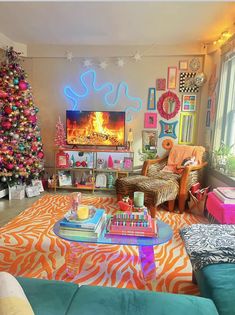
[207, 98, 211, 110]
[179, 72, 199, 93]
[206, 111, 211, 127]
[179, 60, 188, 71]
[167, 67, 177, 89]
[147, 88, 156, 110]
[189, 57, 201, 72]
[159, 120, 178, 139]
[179, 113, 196, 144]
[208, 65, 218, 96]
[182, 95, 197, 111]
[157, 91, 180, 120]
[156, 78, 166, 91]
[123, 157, 133, 170]
[144, 113, 157, 128]
[142, 130, 158, 152]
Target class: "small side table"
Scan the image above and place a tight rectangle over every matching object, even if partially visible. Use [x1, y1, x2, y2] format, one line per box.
[206, 192, 235, 224]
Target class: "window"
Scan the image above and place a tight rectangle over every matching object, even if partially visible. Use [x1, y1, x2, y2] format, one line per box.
[214, 53, 235, 155]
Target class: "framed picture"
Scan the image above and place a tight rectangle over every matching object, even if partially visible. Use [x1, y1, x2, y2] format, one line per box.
[206, 111, 211, 127]
[159, 120, 178, 139]
[157, 91, 180, 120]
[179, 72, 199, 93]
[31, 179, 44, 192]
[179, 113, 196, 144]
[123, 157, 133, 170]
[58, 170, 72, 186]
[179, 60, 188, 71]
[56, 151, 69, 168]
[182, 95, 197, 112]
[142, 130, 158, 152]
[147, 88, 156, 110]
[167, 67, 177, 89]
[156, 78, 166, 91]
[144, 113, 157, 128]
[207, 98, 211, 110]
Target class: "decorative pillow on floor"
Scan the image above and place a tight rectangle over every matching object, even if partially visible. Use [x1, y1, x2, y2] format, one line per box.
[0, 272, 35, 315]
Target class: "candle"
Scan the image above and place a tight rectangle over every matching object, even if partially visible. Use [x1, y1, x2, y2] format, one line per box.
[77, 205, 89, 220]
[133, 191, 144, 207]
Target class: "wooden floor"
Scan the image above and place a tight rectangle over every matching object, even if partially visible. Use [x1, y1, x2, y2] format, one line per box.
[0, 190, 116, 227]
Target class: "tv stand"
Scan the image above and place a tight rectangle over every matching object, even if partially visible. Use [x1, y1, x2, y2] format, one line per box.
[53, 147, 134, 193]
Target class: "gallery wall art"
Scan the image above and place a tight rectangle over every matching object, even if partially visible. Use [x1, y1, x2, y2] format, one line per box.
[179, 72, 199, 93]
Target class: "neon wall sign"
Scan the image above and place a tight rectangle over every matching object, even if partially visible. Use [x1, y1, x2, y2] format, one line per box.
[63, 69, 142, 121]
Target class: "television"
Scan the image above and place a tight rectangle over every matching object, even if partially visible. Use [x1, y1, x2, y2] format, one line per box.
[66, 110, 125, 146]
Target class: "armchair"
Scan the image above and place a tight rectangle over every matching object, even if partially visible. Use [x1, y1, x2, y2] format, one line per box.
[116, 145, 207, 218]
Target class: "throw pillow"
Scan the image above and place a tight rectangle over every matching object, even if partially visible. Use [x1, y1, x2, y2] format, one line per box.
[0, 272, 35, 315]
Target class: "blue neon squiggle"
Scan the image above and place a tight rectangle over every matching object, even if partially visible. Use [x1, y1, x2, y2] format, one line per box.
[63, 69, 142, 121]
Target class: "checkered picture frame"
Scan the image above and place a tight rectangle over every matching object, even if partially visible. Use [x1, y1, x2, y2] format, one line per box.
[179, 72, 199, 93]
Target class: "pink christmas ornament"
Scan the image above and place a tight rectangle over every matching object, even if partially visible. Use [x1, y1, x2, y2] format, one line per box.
[19, 81, 28, 91]
[0, 90, 8, 98]
[24, 109, 31, 116]
[6, 163, 14, 170]
[37, 151, 44, 159]
[29, 115, 37, 123]
[27, 158, 33, 165]
[2, 121, 12, 130]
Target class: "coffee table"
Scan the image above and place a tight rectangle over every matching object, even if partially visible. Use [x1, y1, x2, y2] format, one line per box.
[53, 214, 173, 282]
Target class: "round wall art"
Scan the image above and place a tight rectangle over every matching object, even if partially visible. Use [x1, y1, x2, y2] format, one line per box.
[157, 91, 180, 120]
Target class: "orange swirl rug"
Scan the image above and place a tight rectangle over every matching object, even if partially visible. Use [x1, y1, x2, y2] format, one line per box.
[0, 194, 208, 293]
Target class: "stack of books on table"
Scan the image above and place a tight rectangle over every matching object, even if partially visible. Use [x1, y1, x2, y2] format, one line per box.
[213, 187, 235, 204]
[59, 209, 106, 239]
[106, 211, 157, 238]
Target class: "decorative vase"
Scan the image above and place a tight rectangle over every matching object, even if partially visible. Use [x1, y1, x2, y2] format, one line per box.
[107, 173, 114, 189]
[107, 155, 114, 168]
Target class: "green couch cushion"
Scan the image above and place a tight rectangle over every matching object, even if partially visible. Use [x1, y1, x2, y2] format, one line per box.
[17, 277, 79, 315]
[195, 263, 235, 315]
[67, 285, 218, 315]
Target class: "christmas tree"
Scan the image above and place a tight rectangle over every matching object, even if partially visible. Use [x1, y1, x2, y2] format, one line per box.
[0, 47, 44, 186]
[54, 116, 66, 148]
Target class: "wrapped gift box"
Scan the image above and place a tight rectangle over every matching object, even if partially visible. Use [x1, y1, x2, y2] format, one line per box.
[8, 185, 25, 200]
[26, 186, 40, 198]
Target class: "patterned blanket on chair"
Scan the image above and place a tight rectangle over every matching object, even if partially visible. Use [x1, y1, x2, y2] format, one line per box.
[180, 224, 235, 271]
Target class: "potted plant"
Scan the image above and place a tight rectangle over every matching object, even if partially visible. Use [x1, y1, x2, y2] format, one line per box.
[228, 155, 235, 176]
[213, 142, 234, 172]
[138, 149, 157, 161]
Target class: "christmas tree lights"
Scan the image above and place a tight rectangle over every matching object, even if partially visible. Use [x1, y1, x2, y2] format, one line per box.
[0, 47, 44, 186]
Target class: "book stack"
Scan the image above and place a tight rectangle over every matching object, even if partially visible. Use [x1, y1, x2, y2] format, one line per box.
[213, 187, 235, 204]
[106, 211, 157, 238]
[59, 209, 106, 239]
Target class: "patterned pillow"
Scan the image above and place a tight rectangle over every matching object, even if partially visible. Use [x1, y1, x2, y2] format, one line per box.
[0, 272, 34, 315]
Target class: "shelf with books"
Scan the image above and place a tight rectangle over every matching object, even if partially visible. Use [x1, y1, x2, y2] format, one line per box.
[54, 148, 134, 193]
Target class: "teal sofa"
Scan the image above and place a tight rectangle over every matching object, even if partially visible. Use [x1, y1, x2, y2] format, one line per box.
[17, 277, 218, 315]
[194, 263, 235, 315]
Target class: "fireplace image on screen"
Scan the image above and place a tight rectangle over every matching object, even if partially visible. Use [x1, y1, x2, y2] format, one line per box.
[66, 111, 125, 146]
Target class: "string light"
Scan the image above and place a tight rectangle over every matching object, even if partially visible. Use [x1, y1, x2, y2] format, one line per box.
[212, 29, 233, 46]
